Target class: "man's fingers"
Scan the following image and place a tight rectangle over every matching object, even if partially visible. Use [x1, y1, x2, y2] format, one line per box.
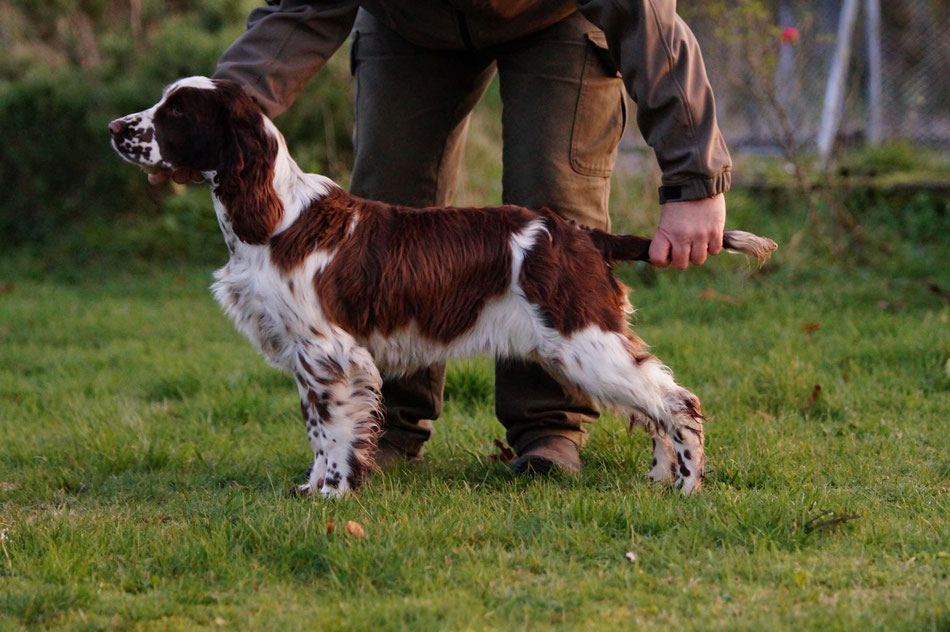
[649, 234, 672, 267]
[147, 169, 204, 186]
[690, 241, 708, 265]
[656, 193, 727, 267]
[148, 172, 171, 185]
[171, 170, 191, 185]
[670, 241, 690, 270]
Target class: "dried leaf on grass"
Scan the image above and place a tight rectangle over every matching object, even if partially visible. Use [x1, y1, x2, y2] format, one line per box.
[489, 439, 515, 463]
[345, 520, 365, 539]
[325, 520, 365, 539]
[804, 384, 822, 408]
[801, 322, 822, 342]
[0, 282, 14, 297]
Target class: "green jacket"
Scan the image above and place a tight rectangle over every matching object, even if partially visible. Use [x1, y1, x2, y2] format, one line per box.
[214, 0, 732, 203]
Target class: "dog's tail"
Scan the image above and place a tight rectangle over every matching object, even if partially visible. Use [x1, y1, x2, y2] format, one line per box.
[589, 229, 778, 264]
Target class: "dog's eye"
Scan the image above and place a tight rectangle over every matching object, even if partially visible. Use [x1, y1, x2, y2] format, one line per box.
[166, 105, 183, 117]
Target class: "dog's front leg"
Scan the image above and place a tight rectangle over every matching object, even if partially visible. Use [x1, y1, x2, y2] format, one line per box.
[290, 346, 327, 496]
[292, 339, 382, 499]
[292, 368, 329, 497]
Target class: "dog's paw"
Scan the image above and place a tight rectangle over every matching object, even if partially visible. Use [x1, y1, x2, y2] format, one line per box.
[674, 471, 704, 495]
[319, 482, 349, 500]
[290, 483, 311, 497]
[290, 477, 327, 497]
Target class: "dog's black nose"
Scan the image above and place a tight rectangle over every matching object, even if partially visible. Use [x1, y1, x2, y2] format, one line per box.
[108, 119, 127, 135]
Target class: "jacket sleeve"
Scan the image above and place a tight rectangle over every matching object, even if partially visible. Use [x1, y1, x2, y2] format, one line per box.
[213, 0, 360, 119]
[577, 0, 732, 203]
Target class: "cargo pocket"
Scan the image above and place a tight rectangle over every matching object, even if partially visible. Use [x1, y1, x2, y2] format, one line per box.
[570, 31, 627, 178]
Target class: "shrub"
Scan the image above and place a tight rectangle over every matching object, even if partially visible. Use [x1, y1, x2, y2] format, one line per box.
[0, 2, 355, 261]
[0, 71, 156, 246]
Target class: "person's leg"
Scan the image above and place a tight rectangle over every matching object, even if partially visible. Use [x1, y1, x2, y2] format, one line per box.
[349, 9, 496, 461]
[494, 11, 627, 464]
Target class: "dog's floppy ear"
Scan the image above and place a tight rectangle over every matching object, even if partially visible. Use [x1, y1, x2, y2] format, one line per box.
[214, 80, 283, 245]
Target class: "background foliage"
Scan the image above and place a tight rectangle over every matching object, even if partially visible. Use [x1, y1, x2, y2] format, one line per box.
[0, 0, 353, 256]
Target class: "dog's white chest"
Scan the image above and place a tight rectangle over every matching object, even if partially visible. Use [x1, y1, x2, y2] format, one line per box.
[207, 195, 297, 367]
[211, 249, 301, 368]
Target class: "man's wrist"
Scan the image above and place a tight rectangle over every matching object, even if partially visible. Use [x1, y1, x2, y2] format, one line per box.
[657, 171, 732, 205]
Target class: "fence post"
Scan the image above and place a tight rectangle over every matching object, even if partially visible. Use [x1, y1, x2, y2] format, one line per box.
[817, 0, 860, 164]
[865, 0, 883, 144]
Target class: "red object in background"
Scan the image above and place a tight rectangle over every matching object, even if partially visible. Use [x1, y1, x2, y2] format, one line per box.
[781, 26, 800, 44]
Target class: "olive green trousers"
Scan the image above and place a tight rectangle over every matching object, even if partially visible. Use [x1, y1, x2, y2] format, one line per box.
[348, 8, 626, 455]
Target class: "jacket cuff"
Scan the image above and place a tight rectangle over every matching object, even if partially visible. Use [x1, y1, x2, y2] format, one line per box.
[658, 170, 732, 205]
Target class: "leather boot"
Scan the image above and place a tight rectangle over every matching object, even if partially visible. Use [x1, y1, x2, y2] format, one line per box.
[375, 439, 425, 470]
[511, 436, 581, 475]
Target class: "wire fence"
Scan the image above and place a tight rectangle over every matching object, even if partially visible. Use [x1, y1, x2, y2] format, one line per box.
[625, 0, 950, 155]
[877, 0, 950, 147]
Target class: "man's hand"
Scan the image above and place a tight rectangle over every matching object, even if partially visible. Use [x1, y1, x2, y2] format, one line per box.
[649, 194, 726, 269]
[147, 168, 205, 186]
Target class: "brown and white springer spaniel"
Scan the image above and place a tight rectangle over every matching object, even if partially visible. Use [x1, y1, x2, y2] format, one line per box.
[109, 77, 776, 498]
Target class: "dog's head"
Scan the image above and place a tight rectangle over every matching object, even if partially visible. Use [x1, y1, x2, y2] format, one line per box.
[109, 77, 283, 244]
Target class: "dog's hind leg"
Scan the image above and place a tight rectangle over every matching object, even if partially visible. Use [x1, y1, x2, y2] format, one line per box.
[650, 431, 678, 483]
[292, 338, 382, 499]
[630, 411, 677, 483]
[543, 327, 706, 494]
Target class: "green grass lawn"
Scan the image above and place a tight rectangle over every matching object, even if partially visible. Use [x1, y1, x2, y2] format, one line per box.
[1, 196, 949, 630]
